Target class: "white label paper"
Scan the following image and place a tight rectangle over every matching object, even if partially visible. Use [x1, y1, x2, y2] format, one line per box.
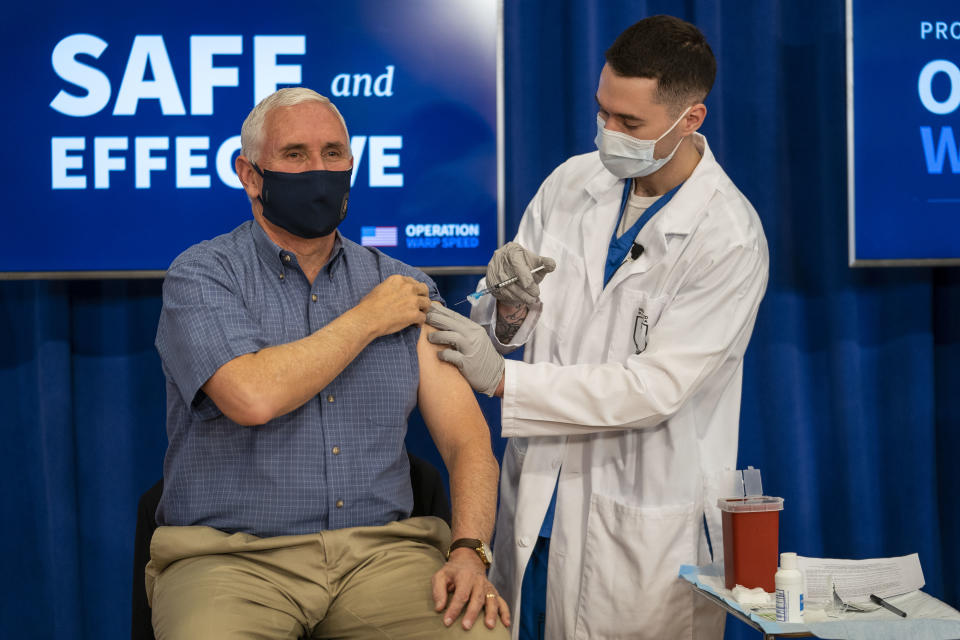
[797, 553, 925, 604]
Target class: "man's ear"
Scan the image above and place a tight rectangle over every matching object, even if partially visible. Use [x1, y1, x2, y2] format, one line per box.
[683, 103, 707, 134]
[235, 155, 262, 201]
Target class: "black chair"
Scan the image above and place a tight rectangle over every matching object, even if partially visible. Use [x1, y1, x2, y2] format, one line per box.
[131, 452, 451, 640]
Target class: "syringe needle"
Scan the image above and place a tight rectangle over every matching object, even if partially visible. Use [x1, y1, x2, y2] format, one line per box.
[454, 265, 546, 306]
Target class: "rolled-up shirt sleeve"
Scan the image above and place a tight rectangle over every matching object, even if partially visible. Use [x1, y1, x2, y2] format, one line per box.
[156, 256, 265, 420]
[392, 260, 443, 305]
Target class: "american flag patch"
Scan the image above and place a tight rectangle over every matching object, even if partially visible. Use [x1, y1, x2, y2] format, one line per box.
[360, 226, 398, 247]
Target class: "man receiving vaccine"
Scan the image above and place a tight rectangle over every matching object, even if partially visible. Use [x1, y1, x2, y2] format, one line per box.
[149, 87, 510, 639]
[426, 15, 769, 640]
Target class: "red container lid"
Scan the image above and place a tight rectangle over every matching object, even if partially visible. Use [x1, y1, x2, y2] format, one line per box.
[716, 496, 784, 512]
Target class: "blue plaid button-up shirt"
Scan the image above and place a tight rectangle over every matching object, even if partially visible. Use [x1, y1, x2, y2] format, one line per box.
[155, 220, 441, 538]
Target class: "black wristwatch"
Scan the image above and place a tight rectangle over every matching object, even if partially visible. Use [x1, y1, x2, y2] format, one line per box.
[447, 538, 492, 569]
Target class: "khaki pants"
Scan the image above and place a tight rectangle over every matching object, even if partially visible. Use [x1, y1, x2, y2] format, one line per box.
[146, 517, 509, 639]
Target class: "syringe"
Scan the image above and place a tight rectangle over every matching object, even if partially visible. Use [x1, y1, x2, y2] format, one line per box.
[454, 265, 547, 306]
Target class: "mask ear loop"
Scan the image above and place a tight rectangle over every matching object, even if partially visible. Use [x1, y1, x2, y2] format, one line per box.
[250, 162, 266, 206]
[651, 106, 693, 161]
[659, 106, 692, 140]
[660, 134, 686, 160]
[654, 106, 692, 143]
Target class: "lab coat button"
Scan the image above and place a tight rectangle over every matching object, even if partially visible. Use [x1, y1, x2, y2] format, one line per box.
[518, 536, 530, 547]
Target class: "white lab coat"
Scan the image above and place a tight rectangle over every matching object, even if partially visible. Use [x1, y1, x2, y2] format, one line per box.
[473, 134, 768, 640]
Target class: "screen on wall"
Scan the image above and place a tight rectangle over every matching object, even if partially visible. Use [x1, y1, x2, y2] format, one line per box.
[847, 0, 960, 265]
[2, 0, 500, 276]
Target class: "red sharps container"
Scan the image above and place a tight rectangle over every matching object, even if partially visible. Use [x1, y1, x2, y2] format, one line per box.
[716, 496, 784, 592]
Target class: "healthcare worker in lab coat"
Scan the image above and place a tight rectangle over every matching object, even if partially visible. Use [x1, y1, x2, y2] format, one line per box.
[426, 14, 769, 640]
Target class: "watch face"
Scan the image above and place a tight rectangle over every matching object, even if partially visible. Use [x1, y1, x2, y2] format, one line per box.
[479, 541, 492, 564]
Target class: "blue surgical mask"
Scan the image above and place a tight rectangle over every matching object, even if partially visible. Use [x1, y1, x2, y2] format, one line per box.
[595, 107, 690, 179]
[254, 164, 351, 238]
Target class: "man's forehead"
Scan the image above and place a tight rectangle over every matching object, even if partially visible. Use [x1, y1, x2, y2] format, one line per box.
[598, 65, 659, 97]
[597, 67, 666, 118]
[264, 102, 347, 144]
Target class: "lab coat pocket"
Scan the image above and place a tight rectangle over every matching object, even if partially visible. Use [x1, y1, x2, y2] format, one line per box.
[509, 436, 528, 460]
[574, 494, 696, 640]
[500, 438, 528, 492]
[536, 231, 585, 334]
[606, 291, 669, 363]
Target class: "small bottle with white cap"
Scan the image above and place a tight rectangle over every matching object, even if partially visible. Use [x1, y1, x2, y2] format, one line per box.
[775, 552, 804, 623]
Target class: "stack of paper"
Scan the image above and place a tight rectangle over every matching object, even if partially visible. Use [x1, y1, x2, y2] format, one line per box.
[797, 553, 925, 605]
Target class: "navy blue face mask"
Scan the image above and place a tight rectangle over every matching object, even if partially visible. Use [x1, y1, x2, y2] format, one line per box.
[253, 164, 351, 238]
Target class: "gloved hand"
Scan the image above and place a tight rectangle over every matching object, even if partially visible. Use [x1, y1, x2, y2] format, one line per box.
[486, 242, 556, 306]
[426, 304, 505, 397]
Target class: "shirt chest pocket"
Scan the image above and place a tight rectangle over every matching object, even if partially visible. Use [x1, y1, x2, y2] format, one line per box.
[604, 289, 670, 363]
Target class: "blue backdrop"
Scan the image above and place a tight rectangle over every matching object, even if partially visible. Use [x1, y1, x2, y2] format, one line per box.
[2, 2, 959, 639]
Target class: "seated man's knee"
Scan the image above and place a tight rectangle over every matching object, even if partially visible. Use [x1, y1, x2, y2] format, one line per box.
[153, 602, 304, 640]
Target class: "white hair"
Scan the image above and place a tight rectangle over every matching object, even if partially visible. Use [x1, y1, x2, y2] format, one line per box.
[240, 87, 349, 164]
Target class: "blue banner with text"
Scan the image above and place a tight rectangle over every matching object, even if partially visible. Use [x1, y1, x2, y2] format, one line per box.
[850, 0, 960, 263]
[3, 0, 498, 273]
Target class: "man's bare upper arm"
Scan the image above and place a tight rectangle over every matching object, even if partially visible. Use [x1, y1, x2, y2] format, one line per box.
[417, 324, 491, 461]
